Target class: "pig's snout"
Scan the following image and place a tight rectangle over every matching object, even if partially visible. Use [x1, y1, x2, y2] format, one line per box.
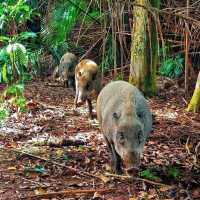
[76, 100, 85, 106]
[76, 91, 87, 106]
[123, 151, 141, 171]
[126, 166, 139, 176]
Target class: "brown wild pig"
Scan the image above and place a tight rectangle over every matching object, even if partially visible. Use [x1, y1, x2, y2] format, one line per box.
[74, 59, 101, 119]
[52, 52, 78, 89]
[96, 81, 152, 175]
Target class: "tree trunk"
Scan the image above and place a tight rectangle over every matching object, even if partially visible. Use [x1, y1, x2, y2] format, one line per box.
[187, 71, 200, 112]
[129, 0, 160, 96]
[145, 0, 160, 95]
[129, 0, 147, 91]
[184, 0, 190, 96]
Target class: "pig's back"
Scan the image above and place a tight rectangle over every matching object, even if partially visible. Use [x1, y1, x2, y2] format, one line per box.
[76, 59, 98, 74]
[60, 53, 77, 63]
[97, 80, 152, 134]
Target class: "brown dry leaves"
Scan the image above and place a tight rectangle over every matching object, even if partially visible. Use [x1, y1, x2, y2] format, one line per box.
[0, 79, 199, 199]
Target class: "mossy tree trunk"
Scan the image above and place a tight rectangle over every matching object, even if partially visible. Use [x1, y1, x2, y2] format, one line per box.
[145, 0, 160, 95]
[187, 71, 200, 112]
[129, 0, 147, 91]
[129, 0, 160, 96]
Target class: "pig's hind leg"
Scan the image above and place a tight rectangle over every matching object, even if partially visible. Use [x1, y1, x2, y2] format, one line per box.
[68, 77, 75, 91]
[87, 99, 95, 119]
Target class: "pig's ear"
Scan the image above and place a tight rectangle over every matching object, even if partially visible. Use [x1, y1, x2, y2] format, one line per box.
[92, 72, 97, 80]
[78, 71, 82, 77]
[113, 112, 120, 120]
[137, 130, 144, 144]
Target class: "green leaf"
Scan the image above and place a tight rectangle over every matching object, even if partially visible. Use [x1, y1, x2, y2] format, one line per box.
[18, 31, 37, 40]
[2, 63, 8, 82]
[140, 169, 159, 180]
[63, 154, 69, 161]
[0, 36, 10, 42]
[21, 73, 32, 81]
[78, 145, 85, 151]
[167, 166, 181, 179]
[159, 55, 184, 78]
[5, 83, 24, 96]
[34, 165, 46, 173]
[0, 48, 9, 62]
[42, 0, 85, 47]
[0, 14, 6, 29]
[7, 43, 28, 67]
[0, 107, 9, 122]
[14, 96, 27, 112]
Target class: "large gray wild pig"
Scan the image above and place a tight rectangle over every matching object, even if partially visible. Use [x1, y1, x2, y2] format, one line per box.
[96, 80, 152, 175]
[52, 52, 78, 89]
[74, 59, 101, 119]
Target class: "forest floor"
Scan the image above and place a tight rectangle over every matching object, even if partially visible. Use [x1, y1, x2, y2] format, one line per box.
[0, 78, 200, 200]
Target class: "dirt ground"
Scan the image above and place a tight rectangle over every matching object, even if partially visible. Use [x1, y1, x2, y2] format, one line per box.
[0, 79, 199, 200]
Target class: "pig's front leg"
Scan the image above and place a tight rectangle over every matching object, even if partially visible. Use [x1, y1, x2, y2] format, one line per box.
[104, 136, 122, 174]
[74, 79, 79, 108]
[74, 90, 79, 108]
[110, 143, 122, 174]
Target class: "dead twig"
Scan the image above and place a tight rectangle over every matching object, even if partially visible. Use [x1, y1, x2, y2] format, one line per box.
[23, 188, 116, 199]
[21, 177, 48, 187]
[183, 114, 200, 128]
[44, 83, 64, 87]
[104, 172, 167, 186]
[3, 147, 102, 181]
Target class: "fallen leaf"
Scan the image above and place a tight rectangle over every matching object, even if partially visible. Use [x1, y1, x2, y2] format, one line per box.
[85, 157, 91, 164]
[98, 174, 110, 183]
[34, 187, 47, 195]
[7, 166, 17, 171]
[93, 191, 102, 199]
[192, 188, 200, 199]
[56, 149, 64, 157]
[129, 196, 137, 200]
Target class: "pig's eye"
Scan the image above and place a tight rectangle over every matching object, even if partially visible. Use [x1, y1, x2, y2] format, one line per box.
[92, 73, 97, 80]
[78, 71, 82, 76]
[137, 112, 143, 119]
[85, 83, 90, 90]
[118, 132, 125, 145]
[113, 112, 120, 120]
[137, 130, 143, 144]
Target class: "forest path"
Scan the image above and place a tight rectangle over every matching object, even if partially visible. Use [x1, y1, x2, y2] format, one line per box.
[0, 79, 199, 200]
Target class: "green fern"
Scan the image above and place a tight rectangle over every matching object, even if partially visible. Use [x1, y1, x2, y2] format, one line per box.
[166, 166, 181, 179]
[5, 83, 24, 97]
[7, 43, 28, 66]
[42, 0, 86, 48]
[160, 55, 184, 78]
[0, 106, 9, 124]
[41, 0, 102, 63]
[100, 34, 114, 72]
[0, 47, 10, 82]
[140, 169, 159, 180]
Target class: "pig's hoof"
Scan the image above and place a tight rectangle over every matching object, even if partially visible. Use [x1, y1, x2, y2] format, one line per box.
[72, 109, 80, 116]
[73, 104, 78, 109]
[89, 113, 97, 120]
[113, 168, 123, 175]
[126, 167, 139, 176]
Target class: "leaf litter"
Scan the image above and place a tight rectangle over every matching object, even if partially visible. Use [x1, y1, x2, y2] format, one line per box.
[0, 79, 199, 200]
